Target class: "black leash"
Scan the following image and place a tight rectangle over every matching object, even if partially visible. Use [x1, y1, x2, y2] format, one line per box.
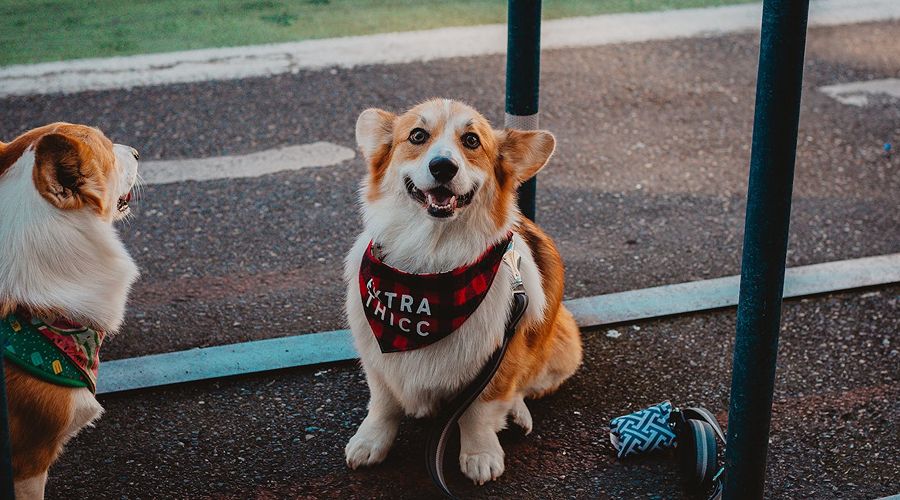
[425, 245, 529, 499]
[671, 407, 727, 499]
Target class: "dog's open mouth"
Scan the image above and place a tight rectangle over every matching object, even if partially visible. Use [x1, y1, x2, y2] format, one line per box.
[117, 191, 132, 214]
[404, 176, 476, 218]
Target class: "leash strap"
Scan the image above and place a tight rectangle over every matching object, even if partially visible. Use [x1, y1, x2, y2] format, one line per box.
[425, 242, 529, 499]
[672, 407, 727, 500]
[684, 407, 726, 500]
[682, 407, 726, 443]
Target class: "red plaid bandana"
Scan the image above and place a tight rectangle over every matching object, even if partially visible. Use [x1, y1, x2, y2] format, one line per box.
[359, 235, 512, 353]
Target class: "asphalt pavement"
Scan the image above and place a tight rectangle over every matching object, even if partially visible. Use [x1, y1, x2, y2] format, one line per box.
[41, 287, 900, 499]
[1, 19, 898, 499]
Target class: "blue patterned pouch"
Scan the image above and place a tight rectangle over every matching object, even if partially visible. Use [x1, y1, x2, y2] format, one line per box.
[609, 401, 677, 458]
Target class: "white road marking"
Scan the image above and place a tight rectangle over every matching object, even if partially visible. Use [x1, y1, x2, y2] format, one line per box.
[1, 0, 898, 97]
[819, 78, 900, 107]
[141, 142, 355, 185]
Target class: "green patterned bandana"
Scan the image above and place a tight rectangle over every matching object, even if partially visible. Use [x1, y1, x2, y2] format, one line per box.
[1, 311, 104, 393]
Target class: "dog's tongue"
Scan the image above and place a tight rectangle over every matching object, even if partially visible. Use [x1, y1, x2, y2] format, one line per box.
[426, 186, 455, 206]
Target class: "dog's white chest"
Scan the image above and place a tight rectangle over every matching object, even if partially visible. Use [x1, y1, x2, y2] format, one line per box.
[344, 232, 545, 416]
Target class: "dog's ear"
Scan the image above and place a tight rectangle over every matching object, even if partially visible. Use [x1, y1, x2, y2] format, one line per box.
[356, 108, 396, 163]
[33, 133, 106, 212]
[498, 129, 556, 183]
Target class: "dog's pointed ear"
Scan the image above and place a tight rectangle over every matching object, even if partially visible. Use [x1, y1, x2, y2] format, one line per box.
[498, 129, 556, 183]
[356, 108, 396, 163]
[33, 133, 105, 212]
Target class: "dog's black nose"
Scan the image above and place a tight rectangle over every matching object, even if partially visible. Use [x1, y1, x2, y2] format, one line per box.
[428, 157, 458, 184]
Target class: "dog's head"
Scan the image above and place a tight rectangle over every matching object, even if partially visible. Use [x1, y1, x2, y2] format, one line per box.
[19, 123, 140, 221]
[356, 99, 555, 234]
[0, 123, 141, 330]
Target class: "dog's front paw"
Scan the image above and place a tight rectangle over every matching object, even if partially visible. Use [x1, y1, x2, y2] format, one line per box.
[345, 426, 394, 469]
[460, 449, 505, 485]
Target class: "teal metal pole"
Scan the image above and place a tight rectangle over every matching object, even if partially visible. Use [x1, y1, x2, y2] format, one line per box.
[0, 366, 15, 499]
[505, 0, 541, 221]
[724, 0, 810, 498]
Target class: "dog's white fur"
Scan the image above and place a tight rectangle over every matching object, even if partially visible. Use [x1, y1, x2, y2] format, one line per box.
[345, 100, 551, 484]
[0, 143, 139, 499]
[0, 147, 139, 332]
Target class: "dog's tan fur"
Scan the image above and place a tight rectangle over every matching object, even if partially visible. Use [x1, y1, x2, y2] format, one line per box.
[483, 217, 581, 402]
[345, 99, 581, 484]
[0, 123, 140, 499]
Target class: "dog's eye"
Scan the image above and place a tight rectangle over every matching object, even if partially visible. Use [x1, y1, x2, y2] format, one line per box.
[408, 128, 429, 145]
[461, 132, 480, 149]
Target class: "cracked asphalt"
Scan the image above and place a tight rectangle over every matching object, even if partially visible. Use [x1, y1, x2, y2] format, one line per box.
[1, 20, 898, 499]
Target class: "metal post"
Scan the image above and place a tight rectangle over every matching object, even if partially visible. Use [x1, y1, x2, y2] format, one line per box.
[505, 0, 542, 221]
[724, 0, 810, 498]
[0, 365, 15, 499]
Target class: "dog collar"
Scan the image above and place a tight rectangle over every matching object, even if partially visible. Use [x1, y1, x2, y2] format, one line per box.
[1, 310, 103, 393]
[359, 234, 513, 353]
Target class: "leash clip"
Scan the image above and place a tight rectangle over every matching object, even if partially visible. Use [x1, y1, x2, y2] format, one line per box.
[503, 240, 525, 292]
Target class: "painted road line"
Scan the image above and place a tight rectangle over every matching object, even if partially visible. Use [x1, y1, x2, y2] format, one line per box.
[2, 0, 899, 97]
[96, 252, 900, 394]
[819, 78, 900, 107]
[141, 142, 355, 185]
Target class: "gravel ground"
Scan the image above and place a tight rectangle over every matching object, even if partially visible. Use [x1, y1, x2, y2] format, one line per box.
[44, 287, 900, 499]
[0, 20, 897, 499]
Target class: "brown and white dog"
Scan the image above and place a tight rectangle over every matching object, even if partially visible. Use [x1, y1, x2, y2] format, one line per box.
[0, 123, 140, 499]
[344, 99, 582, 484]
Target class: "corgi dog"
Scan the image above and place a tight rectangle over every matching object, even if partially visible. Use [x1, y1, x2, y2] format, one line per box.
[344, 99, 582, 485]
[0, 123, 140, 499]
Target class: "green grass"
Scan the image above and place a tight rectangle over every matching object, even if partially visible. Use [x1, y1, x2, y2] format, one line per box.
[0, 0, 754, 66]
